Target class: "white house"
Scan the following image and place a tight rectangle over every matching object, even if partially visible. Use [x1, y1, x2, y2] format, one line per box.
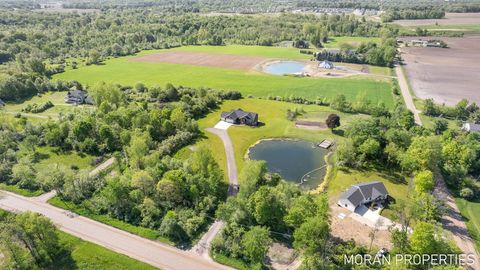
[462, 123, 480, 133]
[338, 181, 389, 212]
[319, 60, 334, 69]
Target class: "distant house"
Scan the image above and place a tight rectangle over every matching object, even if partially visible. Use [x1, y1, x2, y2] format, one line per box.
[338, 181, 389, 212]
[462, 123, 480, 133]
[64, 89, 95, 105]
[319, 60, 334, 69]
[0, 98, 5, 106]
[220, 109, 258, 126]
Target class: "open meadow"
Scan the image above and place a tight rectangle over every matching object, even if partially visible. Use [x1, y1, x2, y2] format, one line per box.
[54, 45, 394, 106]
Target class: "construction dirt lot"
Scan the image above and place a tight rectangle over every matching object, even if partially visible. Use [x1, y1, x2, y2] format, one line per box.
[400, 35, 480, 106]
[394, 12, 480, 26]
[131, 51, 267, 71]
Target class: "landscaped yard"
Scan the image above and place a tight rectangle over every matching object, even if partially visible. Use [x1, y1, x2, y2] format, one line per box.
[196, 98, 369, 177]
[2, 91, 95, 121]
[54, 45, 394, 106]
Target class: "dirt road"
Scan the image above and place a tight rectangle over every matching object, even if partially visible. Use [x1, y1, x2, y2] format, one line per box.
[0, 190, 232, 270]
[395, 65, 422, 125]
[433, 174, 480, 270]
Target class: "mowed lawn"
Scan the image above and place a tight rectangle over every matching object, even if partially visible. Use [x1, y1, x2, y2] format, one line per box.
[54, 45, 394, 106]
[323, 36, 381, 48]
[196, 98, 368, 175]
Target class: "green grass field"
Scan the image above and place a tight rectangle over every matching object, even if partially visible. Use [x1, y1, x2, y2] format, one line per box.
[456, 198, 480, 252]
[323, 36, 381, 49]
[54, 45, 394, 106]
[196, 98, 368, 176]
[57, 232, 159, 270]
[33, 146, 94, 171]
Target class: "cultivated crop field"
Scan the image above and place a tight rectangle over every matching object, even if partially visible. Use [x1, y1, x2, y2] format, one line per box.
[400, 35, 480, 105]
[55, 45, 393, 106]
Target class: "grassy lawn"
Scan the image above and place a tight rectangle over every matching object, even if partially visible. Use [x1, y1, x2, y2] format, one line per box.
[405, 24, 480, 34]
[323, 36, 381, 49]
[32, 146, 94, 171]
[328, 167, 411, 220]
[48, 197, 171, 244]
[57, 231, 159, 270]
[54, 46, 394, 106]
[455, 198, 480, 252]
[0, 183, 44, 197]
[2, 91, 95, 121]
[197, 98, 368, 176]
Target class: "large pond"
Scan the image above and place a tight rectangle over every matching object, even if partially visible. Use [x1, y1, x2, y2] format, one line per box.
[248, 139, 328, 189]
[263, 61, 306, 75]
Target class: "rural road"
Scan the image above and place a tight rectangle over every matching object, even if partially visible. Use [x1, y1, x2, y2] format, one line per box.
[397, 65, 479, 268]
[191, 127, 239, 258]
[433, 173, 480, 270]
[395, 65, 422, 126]
[0, 190, 232, 270]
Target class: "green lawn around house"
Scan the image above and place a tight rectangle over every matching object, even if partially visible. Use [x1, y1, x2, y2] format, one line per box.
[54, 45, 394, 107]
[57, 231, 159, 270]
[456, 198, 480, 252]
[2, 91, 95, 121]
[0, 183, 44, 197]
[328, 167, 411, 220]
[48, 196, 171, 244]
[196, 98, 369, 177]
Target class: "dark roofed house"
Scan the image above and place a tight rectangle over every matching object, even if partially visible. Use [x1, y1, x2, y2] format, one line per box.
[220, 108, 258, 126]
[64, 89, 95, 105]
[338, 181, 389, 212]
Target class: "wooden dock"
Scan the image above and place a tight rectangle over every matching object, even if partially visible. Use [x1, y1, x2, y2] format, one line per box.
[318, 139, 333, 149]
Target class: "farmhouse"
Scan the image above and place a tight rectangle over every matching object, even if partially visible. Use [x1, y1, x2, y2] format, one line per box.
[64, 89, 95, 105]
[462, 123, 480, 133]
[319, 60, 334, 69]
[220, 108, 258, 126]
[338, 181, 389, 212]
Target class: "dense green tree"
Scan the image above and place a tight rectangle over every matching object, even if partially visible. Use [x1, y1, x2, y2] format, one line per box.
[241, 226, 271, 264]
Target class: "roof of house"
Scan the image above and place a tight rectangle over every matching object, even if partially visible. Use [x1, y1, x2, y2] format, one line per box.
[67, 90, 86, 99]
[221, 109, 257, 121]
[319, 60, 334, 68]
[464, 123, 480, 132]
[339, 181, 388, 207]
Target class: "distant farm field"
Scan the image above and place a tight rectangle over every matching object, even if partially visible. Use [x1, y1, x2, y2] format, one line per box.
[55, 45, 393, 106]
[394, 12, 480, 27]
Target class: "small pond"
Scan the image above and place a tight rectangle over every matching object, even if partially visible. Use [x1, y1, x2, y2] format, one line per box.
[248, 139, 328, 189]
[263, 61, 306, 75]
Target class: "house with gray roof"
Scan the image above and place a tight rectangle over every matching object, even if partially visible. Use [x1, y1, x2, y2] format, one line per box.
[319, 60, 334, 69]
[64, 89, 95, 105]
[338, 181, 389, 212]
[220, 109, 258, 126]
[462, 123, 480, 133]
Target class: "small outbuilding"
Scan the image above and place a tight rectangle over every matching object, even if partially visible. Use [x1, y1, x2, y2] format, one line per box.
[319, 60, 334, 69]
[220, 108, 258, 126]
[338, 181, 389, 212]
[462, 123, 480, 133]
